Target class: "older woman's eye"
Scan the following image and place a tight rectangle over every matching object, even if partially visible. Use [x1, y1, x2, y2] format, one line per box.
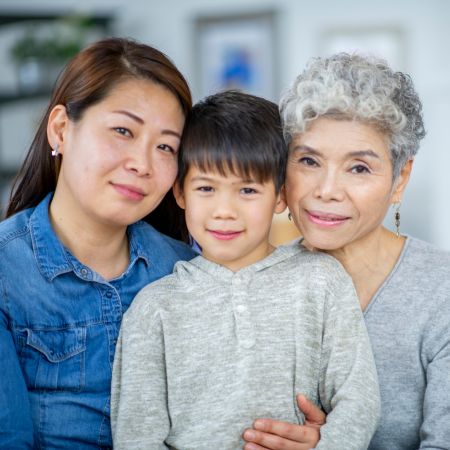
[299, 157, 318, 166]
[351, 164, 370, 174]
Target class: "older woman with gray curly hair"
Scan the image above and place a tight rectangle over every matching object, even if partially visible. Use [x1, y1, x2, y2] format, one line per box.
[243, 53, 450, 450]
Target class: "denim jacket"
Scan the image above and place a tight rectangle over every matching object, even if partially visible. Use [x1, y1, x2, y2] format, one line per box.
[0, 193, 196, 449]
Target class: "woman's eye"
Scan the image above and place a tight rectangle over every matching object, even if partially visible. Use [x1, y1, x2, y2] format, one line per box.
[351, 164, 370, 174]
[299, 156, 317, 166]
[114, 127, 132, 137]
[240, 187, 258, 195]
[158, 144, 177, 154]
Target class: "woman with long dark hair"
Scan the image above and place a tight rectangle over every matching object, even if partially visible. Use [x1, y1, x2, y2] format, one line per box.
[0, 37, 195, 448]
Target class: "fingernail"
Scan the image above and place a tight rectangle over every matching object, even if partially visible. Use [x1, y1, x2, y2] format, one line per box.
[253, 419, 266, 430]
[243, 429, 256, 440]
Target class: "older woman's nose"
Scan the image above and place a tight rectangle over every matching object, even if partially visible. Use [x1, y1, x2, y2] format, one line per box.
[314, 171, 345, 202]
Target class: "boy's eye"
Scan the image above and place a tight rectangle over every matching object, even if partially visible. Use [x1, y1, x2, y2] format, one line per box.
[197, 186, 214, 192]
[240, 187, 258, 195]
[114, 127, 132, 137]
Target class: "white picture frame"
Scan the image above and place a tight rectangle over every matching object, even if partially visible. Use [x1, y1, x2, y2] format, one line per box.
[195, 11, 277, 101]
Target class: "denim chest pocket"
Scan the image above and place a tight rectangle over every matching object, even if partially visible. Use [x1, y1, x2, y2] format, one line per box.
[16, 327, 87, 392]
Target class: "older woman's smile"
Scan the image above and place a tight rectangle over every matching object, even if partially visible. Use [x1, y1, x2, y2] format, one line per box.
[305, 210, 350, 227]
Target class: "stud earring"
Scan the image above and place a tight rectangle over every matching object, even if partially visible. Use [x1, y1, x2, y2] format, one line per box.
[394, 202, 401, 237]
[288, 212, 292, 221]
[51, 144, 59, 157]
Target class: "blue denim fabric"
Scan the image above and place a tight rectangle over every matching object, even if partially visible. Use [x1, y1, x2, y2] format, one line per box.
[0, 193, 196, 449]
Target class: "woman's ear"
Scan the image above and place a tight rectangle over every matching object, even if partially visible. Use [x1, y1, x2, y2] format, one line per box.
[274, 185, 288, 214]
[173, 181, 186, 210]
[47, 105, 69, 154]
[391, 159, 414, 204]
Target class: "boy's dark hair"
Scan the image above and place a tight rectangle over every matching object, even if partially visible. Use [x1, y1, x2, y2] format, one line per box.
[178, 90, 287, 193]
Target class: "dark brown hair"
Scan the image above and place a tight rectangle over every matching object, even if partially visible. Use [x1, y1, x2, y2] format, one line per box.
[178, 90, 287, 193]
[7, 37, 192, 241]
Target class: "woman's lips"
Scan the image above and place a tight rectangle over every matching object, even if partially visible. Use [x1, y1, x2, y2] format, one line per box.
[112, 183, 146, 201]
[208, 230, 242, 240]
[306, 210, 350, 227]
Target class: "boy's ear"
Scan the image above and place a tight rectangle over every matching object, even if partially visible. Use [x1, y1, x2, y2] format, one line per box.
[274, 185, 287, 214]
[173, 181, 186, 210]
[47, 104, 69, 154]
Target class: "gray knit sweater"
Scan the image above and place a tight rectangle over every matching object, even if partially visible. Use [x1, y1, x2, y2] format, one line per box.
[111, 243, 380, 450]
[365, 237, 450, 449]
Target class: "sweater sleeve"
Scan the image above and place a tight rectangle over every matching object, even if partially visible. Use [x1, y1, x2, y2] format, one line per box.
[315, 267, 380, 450]
[419, 293, 450, 448]
[111, 297, 170, 450]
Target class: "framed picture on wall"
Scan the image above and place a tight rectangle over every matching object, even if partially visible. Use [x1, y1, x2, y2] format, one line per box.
[195, 11, 277, 101]
[318, 26, 406, 70]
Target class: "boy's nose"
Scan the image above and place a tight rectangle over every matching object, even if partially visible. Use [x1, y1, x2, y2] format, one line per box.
[212, 198, 238, 220]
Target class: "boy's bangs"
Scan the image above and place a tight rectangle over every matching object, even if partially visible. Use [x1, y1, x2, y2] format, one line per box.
[188, 143, 273, 184]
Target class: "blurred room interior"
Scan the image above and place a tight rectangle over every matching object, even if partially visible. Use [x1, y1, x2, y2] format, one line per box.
[0, 0, 449, 248]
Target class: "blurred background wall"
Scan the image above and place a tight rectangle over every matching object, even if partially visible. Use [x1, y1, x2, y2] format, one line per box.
[0, 0, 449, 248]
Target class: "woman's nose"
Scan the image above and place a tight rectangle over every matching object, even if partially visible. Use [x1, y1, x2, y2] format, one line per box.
[314, 171, 345, 202]
[125, 144, 153, 177]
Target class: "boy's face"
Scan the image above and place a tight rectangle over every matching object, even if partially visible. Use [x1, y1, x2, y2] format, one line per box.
[174, 166, 286, 271]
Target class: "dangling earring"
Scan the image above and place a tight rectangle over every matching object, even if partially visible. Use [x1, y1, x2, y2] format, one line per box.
[51, 144, 59, 157]
[288, 211, 292, 221]
[394, 202, 401, 237]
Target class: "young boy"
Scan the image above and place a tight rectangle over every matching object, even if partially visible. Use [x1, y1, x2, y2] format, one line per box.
[110, 91, 380, 450]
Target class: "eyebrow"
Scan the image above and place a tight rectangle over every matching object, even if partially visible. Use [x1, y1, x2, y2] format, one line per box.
[190, 175, 258, 184]
[112, 110, 181, 139]
[291, 145, 380, 159]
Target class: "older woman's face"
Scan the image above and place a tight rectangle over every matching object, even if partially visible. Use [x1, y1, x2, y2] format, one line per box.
[285, 117, 408, 251]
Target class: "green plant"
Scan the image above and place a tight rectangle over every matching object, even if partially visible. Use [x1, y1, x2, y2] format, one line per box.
[10, 15, 95, 63]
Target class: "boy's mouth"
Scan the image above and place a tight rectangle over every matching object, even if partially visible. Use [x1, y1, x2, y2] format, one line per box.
[207, 230, 242, 240]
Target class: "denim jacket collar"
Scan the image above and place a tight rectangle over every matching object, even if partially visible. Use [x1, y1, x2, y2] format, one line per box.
[30, 193, 150, 282]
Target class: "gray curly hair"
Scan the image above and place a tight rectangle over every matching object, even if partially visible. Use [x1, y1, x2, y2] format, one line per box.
[280, 53, 426, 180]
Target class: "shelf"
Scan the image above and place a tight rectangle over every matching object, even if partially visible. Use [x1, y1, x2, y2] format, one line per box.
[0, 11, 114, 176]
[0, 12, 112, 28]
[0, 169, 18, 180]
[0, 90, 51, 104]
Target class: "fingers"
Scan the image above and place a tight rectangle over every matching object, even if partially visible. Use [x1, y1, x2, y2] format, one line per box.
[243, 441, 270, 450]
[253, 419, 311, 441]
[296, 394, 326, 426]
[242, 420, 319, 450]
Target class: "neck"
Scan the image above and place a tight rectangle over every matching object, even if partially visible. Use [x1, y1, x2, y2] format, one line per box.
[49, 193, 130, 280]
[325, 227, 405, 310]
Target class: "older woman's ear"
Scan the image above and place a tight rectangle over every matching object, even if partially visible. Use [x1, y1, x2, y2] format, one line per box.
[392, 159, 414, 203]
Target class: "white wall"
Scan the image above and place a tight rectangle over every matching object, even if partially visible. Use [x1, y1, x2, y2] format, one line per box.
[1, 0, 449, 248]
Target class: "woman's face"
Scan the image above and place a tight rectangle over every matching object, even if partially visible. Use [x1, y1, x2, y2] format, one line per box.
[285, 117, 410, 251]
[50, 78, 185, 229]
